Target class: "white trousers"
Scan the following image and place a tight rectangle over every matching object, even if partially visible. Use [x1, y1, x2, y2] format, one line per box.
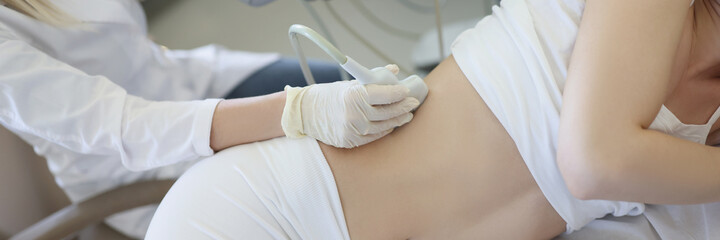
[146, 137, 350, 239]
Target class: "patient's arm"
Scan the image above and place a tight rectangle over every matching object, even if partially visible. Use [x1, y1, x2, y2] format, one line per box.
[319, 56, 566, 239]
[558, 0, 720, 204]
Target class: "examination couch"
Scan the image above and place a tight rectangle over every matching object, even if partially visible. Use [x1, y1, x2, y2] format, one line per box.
[0, 126, 172, 240]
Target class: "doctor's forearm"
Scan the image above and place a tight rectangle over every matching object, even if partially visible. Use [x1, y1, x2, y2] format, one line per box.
[209, 92, 286, 151]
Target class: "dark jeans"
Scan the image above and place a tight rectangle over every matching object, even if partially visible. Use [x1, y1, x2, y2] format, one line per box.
[224, 58, 344, 99]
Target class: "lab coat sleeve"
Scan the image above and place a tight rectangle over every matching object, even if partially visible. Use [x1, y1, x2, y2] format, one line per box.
[161, 44, 280, 99]
[0, 33, 221, 171]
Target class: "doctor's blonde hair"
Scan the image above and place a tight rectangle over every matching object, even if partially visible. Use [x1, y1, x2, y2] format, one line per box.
[4, 0, 75, 26]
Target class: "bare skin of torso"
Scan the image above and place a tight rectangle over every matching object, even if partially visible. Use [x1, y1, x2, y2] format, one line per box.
[317, 6, 720, 240]
[320, 56, 566, 240]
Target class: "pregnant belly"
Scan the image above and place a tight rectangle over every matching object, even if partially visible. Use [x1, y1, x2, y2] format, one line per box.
[320, 56, 566, 239]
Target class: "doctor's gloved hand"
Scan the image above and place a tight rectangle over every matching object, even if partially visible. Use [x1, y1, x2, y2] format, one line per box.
[281, 66, 420, 148]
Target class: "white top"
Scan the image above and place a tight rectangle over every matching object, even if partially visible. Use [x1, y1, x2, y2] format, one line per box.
[453, 0, 641, 233]
[0, 0, 278, 202]
[648, 105, 720, 144]
[452, 0, 707, 235]
[642, 105, 720, 239]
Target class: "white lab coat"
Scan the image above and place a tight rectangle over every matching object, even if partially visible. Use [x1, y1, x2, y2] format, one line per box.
[0, 0, 278, 237]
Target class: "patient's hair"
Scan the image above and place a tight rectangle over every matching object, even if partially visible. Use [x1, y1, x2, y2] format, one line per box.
[4, 0, 75, 26]
[696, 0, 720, 25]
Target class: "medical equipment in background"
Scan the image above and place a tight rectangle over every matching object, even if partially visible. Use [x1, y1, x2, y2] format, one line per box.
[288, 24, 428, 104]
[296, 0, 350, 80]
[10, 180, 175, 240]
[296, 0, 448, 75]
[295, 0, 496, 75]
[412, 18, 480, 72]
[433, 0, 445, 58]
[347, 0, 425, 40]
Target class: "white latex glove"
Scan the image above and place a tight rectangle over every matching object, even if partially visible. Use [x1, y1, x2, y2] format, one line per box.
[282, 65, 420, 148]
